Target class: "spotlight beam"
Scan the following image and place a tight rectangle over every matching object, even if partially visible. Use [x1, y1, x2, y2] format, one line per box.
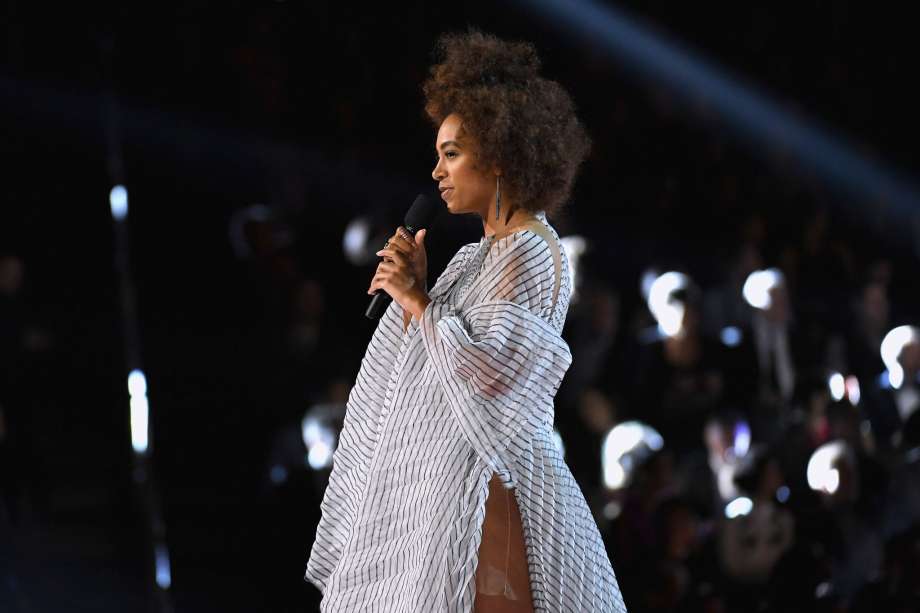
[515, 0, 920, 224]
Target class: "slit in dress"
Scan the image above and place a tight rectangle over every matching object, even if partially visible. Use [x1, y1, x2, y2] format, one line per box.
[473, 473, 535, 612]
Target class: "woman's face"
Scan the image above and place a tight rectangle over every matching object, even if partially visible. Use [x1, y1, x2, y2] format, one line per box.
[431, 113, 496, 217]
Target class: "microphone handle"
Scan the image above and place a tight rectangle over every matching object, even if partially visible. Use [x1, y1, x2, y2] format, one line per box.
[365, 289, 392, 320]
[364, 224, 420, 320]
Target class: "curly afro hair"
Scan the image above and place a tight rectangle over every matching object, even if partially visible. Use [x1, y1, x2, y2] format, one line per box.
[423, 30, 591, 216]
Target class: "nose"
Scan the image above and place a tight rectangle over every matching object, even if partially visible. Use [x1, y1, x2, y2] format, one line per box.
[432, 156, 446, 181]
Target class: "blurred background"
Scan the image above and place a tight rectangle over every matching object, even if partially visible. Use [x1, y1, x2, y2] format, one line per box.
[2, 1, 920, 611]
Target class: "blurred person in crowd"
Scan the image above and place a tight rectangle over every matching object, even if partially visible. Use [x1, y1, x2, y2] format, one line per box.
[677, 412, 751, 518]
[717, 447, 794, 587]
[807, 440, 886, 601]
[850, 524, 920, 613]
[612, 450, 679, 590]
[796, 204, 855, 325]
[560, 283, 623, 408]
[863, 328, 920, 454]
[255, 376, 350, 613]
[774, 372, 837, 501]
[566, 386, 619, 501]
[636, 496, 709, 612]
[305, 31, 626, 611]
[702, 230, 763, 338]
[750, 272, 800, 408]
[275, 277, 352, 422]
[635, 284, 725, 454]
[880, 410, 920, 540]
[702, 240, 764, 409]
[846, 277, 890, 384]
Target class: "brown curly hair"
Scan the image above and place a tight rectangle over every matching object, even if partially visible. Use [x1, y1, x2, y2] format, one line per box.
[423, 30, 591, 216]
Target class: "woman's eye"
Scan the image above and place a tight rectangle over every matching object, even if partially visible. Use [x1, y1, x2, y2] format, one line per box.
[434, 151, 458, 163]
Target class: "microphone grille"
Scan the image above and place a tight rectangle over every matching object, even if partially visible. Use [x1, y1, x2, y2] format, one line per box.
[404, 194, 439, 231]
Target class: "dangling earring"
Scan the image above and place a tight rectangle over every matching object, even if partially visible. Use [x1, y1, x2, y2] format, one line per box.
[495, 175, 501, 221]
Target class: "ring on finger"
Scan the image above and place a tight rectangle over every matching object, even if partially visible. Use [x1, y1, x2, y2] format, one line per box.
[397, 228, 412, 242]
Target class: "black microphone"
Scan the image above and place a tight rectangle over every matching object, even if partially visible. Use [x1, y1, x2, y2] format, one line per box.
[365, 194, 439, 320]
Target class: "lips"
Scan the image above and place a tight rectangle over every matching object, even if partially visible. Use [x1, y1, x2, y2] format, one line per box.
[440, 188, 454, 201]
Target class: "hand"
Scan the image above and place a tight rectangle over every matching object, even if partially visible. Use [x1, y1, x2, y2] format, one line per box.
[368, 227, 430, 319]
[381, 226, 427, 290]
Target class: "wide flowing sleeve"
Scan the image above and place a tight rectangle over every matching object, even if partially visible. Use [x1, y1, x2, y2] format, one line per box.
[305, 242, 477, 592]
[305, 298, 402, 591]
[419, 233, 572, 477]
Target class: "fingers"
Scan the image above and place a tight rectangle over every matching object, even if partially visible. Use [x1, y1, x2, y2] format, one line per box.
[376, 248, 408, 266]
[388, 227, 415, 254]
[366, 265, 415, 295]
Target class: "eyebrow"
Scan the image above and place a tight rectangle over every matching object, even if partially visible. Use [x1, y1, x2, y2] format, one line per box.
[438, 140, 461, 150]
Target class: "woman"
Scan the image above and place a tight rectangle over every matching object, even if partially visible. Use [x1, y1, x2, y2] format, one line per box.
[306, 31, 627, 612]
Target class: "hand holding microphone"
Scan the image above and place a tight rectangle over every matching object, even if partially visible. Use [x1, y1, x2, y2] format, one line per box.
[365, 194, 438, 320]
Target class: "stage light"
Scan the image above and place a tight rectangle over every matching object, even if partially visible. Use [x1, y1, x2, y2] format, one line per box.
[605, 461, 627, 490]
[720, 326, 742, 347]
[647, 271, 689, 337]
[130, 396, 149, 454]
[128, 369, 147, 396]
[639, 268, 659, 302]
[301, 415, 337, 471]
[343, 216, 373, 266]
[603, 500, 622, 520]
[880, 325, 919, 389]
[807, 441, 846, 495]
[776, 485, 790, 503]
[742, 268, 783, 310]
[308, 441, 333, 470]
[845, 375, 860, 405]
[128, 369, 149, 454]
[724, 496, 753, 519]
[828, 372, 846, 402]
[110, 185, 128, 221]
[154, 543, 172, 589]
[601, 421, 663, 490]
[732, 421, 751, 459]
[552, 428, 566, 458]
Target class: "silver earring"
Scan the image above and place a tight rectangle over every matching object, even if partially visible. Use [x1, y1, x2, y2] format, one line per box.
[495, 175, 501, 221]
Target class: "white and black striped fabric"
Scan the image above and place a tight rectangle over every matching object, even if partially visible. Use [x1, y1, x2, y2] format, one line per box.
[306, 211, 627, 611]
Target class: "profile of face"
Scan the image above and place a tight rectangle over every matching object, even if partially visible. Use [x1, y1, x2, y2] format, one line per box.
[431, 113, 498, 217]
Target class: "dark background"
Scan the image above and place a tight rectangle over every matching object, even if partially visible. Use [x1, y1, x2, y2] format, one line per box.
[2, 1, 920, 611]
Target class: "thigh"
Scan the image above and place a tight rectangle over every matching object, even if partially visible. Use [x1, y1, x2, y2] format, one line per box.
[473, 474, 534, 613]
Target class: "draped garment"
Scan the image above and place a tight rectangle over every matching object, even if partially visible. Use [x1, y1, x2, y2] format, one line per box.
[306, 212, 627, 612]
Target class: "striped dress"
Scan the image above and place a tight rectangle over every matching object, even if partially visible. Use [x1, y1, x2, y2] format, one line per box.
[306, 211, 626, 612]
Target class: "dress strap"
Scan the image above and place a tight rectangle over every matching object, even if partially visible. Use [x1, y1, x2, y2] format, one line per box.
[519, 220, 562, 311]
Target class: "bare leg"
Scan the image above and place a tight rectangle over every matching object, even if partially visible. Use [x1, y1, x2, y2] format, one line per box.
[473, 474, 535, 613]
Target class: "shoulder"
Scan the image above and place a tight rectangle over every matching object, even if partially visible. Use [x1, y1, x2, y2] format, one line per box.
[480, 230, 557, 303]
[487, 228, 558, 277]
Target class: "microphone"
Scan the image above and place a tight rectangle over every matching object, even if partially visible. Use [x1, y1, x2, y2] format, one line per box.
[365, 194, 439, 320]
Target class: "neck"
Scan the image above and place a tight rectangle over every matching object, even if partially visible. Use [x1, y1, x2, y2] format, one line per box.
[482, 204, 539, 239]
